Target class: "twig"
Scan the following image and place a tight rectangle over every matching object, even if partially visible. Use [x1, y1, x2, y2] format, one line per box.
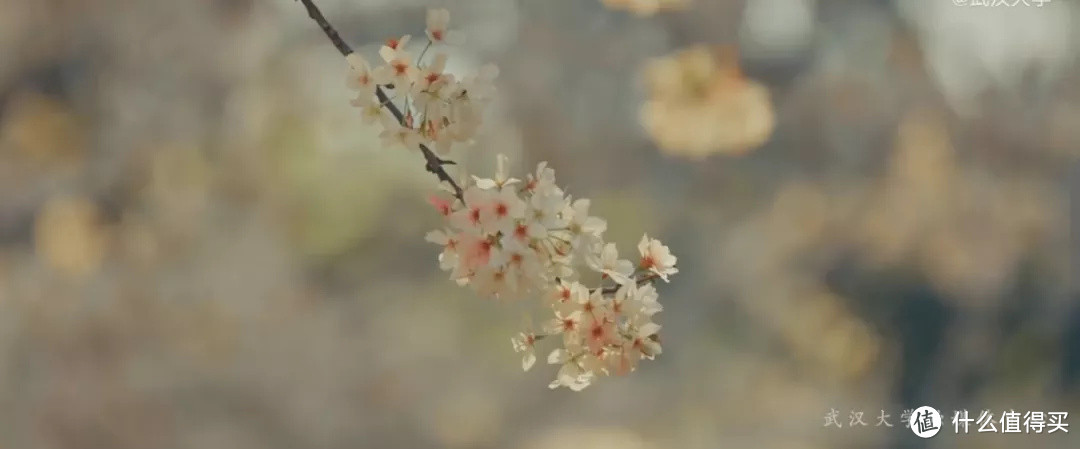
[296, 0, 465, 203]
[297, 0, 352, 56]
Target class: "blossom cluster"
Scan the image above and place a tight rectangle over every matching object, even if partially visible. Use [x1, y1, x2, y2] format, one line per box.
[343, 8, 498, 154]
[337, 7, 678, 391]
[425, 154, 677, 390]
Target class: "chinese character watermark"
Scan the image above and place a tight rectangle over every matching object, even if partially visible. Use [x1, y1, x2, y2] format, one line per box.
[977, 410, 997, 433]
[824, 408, 842, 428]
[825, 408, 1068, 436]
[850, 410, 868, 427]
[876, 410, 894, 427]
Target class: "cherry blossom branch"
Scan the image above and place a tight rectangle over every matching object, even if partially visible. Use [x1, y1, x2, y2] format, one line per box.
[296, 0, 465, 203]
[297, 2, 678, 391]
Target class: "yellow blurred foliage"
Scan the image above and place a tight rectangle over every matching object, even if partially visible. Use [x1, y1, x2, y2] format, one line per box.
[34, 195, 108, 279]
[1, 91, 85, 167]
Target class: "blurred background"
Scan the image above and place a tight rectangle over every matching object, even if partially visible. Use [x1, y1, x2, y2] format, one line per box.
[0, 0, 1078, 448]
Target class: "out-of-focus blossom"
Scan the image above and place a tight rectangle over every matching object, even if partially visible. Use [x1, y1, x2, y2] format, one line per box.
[600, 0, 690, 16]
[425, 8, 462, 45]
[640, 46, 775, 158]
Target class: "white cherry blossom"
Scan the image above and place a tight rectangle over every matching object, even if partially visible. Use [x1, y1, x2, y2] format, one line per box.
[358, 102, 386, 125]
[378, 35, 411, 64]
[511, 332, 538, 371]
[588, 242, 634, 285]
[480, 188, 526, 234]
[345, 53, 377, 106]
[425, 8, 462, 45]
[638, 233, 679, 281]
[547, 347, 594, 391]
[424, 229, 459, 272]
[378, 114, 421, 149]
[411, 54, 450, 115]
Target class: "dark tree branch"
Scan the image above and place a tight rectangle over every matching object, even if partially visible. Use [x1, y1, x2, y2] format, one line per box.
[297, 0, 352, 56]
[296, 0, 465, 203]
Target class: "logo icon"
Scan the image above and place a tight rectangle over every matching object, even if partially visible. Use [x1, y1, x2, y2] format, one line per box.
[909, 406, 942, 438]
